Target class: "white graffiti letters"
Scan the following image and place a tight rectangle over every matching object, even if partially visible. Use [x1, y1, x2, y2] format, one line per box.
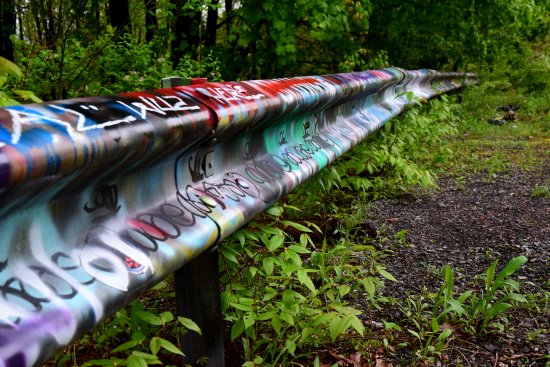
[117, 95, 200, 119]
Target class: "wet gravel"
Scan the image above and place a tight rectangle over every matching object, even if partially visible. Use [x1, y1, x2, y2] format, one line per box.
[364, 164, 550, 366]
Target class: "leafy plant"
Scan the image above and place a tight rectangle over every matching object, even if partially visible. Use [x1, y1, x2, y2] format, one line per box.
[532, 181, 550, 198]
[52, 278, 201, 367]
[434, 256, 528, 335]
[219, 204, 396, 365]
[0, 56, 42, 107]
[81, 299, 201, 367]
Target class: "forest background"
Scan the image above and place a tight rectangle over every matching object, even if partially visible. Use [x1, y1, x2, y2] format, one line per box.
[0, 0, 549, 103]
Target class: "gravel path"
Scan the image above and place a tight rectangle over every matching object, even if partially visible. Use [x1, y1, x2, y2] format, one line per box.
[365, 163, 550, 366]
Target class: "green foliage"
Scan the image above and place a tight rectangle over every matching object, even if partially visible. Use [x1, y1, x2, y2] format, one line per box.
[11, 27, 224, 101]
[0, 56, 42, 106]
[82, 299, 195, 366]
[219, 0, 377, 79]
[15, 30, 176, 99]
[368, 0, 550, 70]
[0, 56, 22, 79]
[442, 36, 550, 176]
[432, 256, 528, 335]
[220, 204, 395, 365]
[53, 280, 198, 367]
[399, 257, 528, 364]
[532, 180, 550, 198]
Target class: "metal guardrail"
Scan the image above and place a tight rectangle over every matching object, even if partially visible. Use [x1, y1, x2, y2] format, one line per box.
[0, 68, 476, 367]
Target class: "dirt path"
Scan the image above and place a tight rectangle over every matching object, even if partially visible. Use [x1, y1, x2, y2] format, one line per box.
[365, 162, 550, 366]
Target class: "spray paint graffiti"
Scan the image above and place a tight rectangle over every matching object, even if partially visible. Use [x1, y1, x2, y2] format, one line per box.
[0, 68, 476, 366]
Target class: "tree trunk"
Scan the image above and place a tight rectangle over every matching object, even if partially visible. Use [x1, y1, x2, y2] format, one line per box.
[171, 0, 201, 67]
[145, 0, 156, 43]
[205, 0, 218, 48]
[0, 0, 16, 61]
[44, 0, 57, 48]
[225, 0, 232, 37]
[30, 0, 44, 45]
[108, 0, 130, 38]
[90, 0, 101, 37]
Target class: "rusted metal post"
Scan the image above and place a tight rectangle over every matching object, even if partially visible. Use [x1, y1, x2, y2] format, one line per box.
[174, 247, 225, 366]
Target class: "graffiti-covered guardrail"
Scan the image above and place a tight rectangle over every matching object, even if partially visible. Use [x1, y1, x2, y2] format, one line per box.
[0, 68, 476, 366]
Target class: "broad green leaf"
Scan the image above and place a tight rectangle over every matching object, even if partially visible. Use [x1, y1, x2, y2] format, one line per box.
[285, 338, 297, 355]
[160, 338, 184, 356]
[313, 313, 333, 326]
[282, 289, 295, 309]
[126, 355, 148, 367]
[12, 90, 42, 103]
[112, 337, 144, 353]
[266, 206, 283, 217]
[0, 92, 19, 107]
[237, 231, 246, 246]
[272, 314, 282, 334]
[485, 260, 498, 292]
[297, 269, 316, 292]
[486, 302, 512, 320]
[431, 317, 439, 333]
[150, 337, 162, 356]
[382, 321, 402, 331]
[338, 284, 350, 298]
[280, 260, 300, 274]
[284, 248, 302, 265]
[377, 268, 397, 282]
[446, 299, 466, 316]
[129, 352, 161, 365]
[231, 319, 245, 340]
[301, 326, 313, 340]
[458, 290, 473, 303]
[349, 315, 365, 336]
[221, 244, 239, 264]
[178, 316, 202, 335]
[299, 233, 310, 247]
[82, 359, 120, 366]
[504, 293, 527, 303]
[443, 265, 454, 294]
[280, 310, 294, 325]
[494, 256, 527, 288]
[160, 311, 174, 323]
[230, 302, 252, 312]
[408, 329, 421, 339]
[256, 310, 275, 321]
[257, 224, 281, 235]
[282, 220, 313, 233]
[0, 57, 22, 79]
[135, 310, 163, 326]
[504, 279, 520, 291]
[247, 266, 258, 278]
[438, 328, 452, 341]
[360, 277, 376, 297]
[329, 316, 347, 342]
[262, 256, 275, 275]
[266, 232, 284, 252]
[243, 312, 255, 329]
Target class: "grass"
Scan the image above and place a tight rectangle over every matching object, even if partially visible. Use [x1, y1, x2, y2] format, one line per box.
[532, 183, 550, 198]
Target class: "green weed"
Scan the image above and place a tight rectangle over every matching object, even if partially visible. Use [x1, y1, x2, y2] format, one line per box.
[532, 181, 550, 198]
[219, 204, 395, 365]
[435, 256, 528, 335]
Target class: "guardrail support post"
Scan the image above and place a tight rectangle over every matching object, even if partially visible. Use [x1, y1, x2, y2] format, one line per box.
[174, 247, 225, 366]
